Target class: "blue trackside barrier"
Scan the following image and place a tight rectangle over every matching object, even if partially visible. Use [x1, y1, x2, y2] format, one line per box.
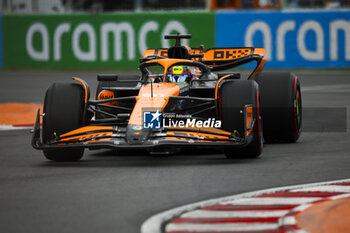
[216, 10, 350, 69]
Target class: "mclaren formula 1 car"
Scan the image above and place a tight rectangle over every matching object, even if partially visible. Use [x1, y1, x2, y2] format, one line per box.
[32, 34, 302, 161]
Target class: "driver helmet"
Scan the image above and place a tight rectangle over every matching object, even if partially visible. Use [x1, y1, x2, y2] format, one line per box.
[167, 65, 191, 84]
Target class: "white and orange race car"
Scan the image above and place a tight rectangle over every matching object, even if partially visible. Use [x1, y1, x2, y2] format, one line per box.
[32, 34, 302, 161]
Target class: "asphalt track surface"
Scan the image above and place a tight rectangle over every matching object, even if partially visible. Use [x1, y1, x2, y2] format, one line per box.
[1, 70, 350, 233]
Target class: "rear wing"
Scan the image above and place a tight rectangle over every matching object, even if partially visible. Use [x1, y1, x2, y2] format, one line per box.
[143, 47, 265, 60]
[142, 47, 266, 78]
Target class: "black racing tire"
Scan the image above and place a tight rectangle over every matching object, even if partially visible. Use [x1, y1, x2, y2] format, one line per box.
[219, 80, 263, 158]
[254, 72, 302, 142]
[42, 83, 85, 161]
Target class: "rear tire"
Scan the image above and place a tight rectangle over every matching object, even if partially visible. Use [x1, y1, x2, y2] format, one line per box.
[254, 72, 302, 142]
[42, 83, 85, 161]
[219, 80, 263, 158]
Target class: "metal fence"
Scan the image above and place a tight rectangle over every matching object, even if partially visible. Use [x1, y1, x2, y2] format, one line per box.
[0, 0, 208, 13]
[1, 0, 65, 13]
[1, 0, 349, 13]
[286, 0, 350, 8]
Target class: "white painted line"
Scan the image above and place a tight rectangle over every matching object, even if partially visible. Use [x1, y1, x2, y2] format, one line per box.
[292, 204, 312, 212]
[280, 216, 296, 225]
[222, 197, 321, 205]
[181, 209, 289, 218]
[166, 222, 279, 232]
[292, 185, 350, 193]
[0, 125, 32, 131]
[329, 193, 350, 200]
[287, 230, 308, 233]
[141, 178, 350, 233]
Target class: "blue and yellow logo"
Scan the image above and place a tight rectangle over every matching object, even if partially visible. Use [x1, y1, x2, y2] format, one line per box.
[143, 110, 162, 129]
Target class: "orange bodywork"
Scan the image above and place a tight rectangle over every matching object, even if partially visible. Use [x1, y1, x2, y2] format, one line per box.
[97, 90, 118, 106]
[169, 126, 231, 136]
[253, 48, 266, 57]
[73, 77, 89, 103]
[250, 58, 266, 80]
[143, 49, 168, 58]
[215, 74, 231, 100]
[128, 83, 180, 125]
[202, 48, 253, 61]
[60, 126, 114, 137]
[166, 131, 229, 140]
[245, 105, 253, 136]
[59, 126, 114, 143]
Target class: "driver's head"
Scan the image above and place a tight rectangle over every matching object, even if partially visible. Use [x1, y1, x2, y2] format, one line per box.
[167, 65, 191, 84]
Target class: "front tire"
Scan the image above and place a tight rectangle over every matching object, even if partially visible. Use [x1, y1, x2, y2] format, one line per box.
[219, 80, 263, 158]
[42, 83, 85, 161]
